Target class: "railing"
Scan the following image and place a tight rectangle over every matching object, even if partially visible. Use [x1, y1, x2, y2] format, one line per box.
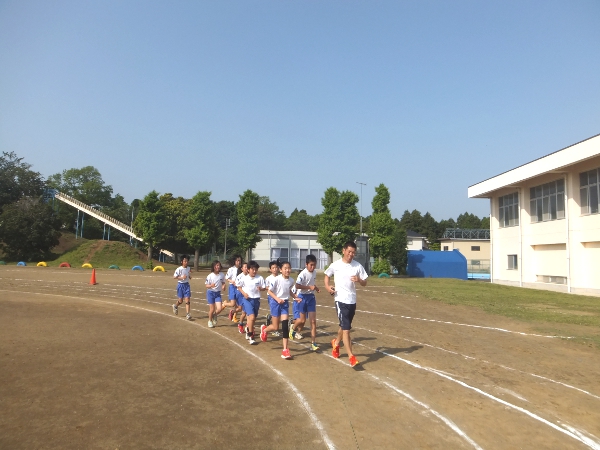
[467, 259, 490, 279]
[442, 228, 490, 240]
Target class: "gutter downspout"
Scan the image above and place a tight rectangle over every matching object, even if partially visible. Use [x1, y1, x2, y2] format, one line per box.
[489, 199, 493, 284]
[565, 174, 572, 293]
[518, 188, 523, 287]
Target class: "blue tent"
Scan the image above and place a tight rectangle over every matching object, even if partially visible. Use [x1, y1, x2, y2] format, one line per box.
[407, 250, 467, 280]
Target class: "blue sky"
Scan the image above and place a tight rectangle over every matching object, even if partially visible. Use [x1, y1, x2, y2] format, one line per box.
[1, 1, 598, 222]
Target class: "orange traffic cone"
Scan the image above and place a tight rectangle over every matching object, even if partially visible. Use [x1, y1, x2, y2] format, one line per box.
[89, 268, 97, 285]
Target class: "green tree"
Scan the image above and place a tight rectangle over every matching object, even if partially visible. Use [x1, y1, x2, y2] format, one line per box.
[184, 191, 218, 270]
[133, 191, 169, 261]
[0, 198, 61, 261]
[236, 190, 261, 260]
[215, 200, 238, 257]
[160, 194, 191, 256]
[258, 196, 286, 231]
[456, 212, 482, 229]
[286, 208, 319, 231]
[481, 216, 490, 229]
[317, 187, 359, 263]
[0, 152, 45, 212]
[421, 212, 438, 245]
[369, 184, 395, 261]
[398, 209, 423, 234]
[388, 225, 408, 274]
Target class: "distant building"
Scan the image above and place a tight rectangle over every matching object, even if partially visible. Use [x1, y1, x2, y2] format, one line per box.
[439, 228, 490, 279]
[406, 230, 428, 250]
[468, 133, 600, 296]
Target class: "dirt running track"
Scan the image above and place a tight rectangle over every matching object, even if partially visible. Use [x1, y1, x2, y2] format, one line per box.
[1, 267, 599, 449]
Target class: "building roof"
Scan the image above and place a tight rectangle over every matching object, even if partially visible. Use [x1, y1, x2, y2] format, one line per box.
[406, 230, 426, 238]
[259, 230, 318, 237]
[468, 133, 600, 199]
[439, 228, 490, 240]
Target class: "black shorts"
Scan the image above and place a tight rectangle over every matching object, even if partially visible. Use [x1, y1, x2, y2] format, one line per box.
[335, 301, 356, 331]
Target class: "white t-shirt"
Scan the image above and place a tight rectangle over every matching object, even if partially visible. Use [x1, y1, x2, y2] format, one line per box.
[226, 266, 239, 284]
[174, 266, 191, 284]
[270, 275, 296, 300]
[265, 274, 278, 291]
[324, 259, 368, 305]
[205, 272, 225, 292]
[296, 268, 317, 295]
[234, 272, 246, 287]
[238, 274, 266, 298]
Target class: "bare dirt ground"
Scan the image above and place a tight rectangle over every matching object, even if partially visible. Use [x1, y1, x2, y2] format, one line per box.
[1, 267, 599, 449]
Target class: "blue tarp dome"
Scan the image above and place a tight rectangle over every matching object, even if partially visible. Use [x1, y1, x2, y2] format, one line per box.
[407, 249, 467, 280]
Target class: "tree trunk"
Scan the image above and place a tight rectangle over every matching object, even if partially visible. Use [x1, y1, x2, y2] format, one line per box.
[194, 249, 200, 271]
[147, 245, 153, 261]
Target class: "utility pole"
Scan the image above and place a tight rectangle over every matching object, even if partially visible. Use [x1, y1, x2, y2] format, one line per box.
[356, 182, 366, 238]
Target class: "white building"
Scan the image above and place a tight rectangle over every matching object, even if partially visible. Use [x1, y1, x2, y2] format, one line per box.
[468, 133, 600, 296]
[251, 230, 330, 271]
[406, 230, 428, 250]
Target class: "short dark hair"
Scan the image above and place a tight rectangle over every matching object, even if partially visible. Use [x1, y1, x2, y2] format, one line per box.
[306, 254, 317, 264]
[211, 260, 221, 272]
[343, 241, 357, 250]
[248, 260, 260, 270]
[269, 260, 279, 269]
[181, 255, 189, 262]
[280, 261, 291, 268]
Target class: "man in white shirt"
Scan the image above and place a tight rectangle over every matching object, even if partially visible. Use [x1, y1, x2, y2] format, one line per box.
[324, 241, 368, 367]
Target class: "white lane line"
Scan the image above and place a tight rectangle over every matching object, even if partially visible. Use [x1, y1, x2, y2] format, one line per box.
[0, 288, 335, 450]
[327, 319, 600, 402]
[316, 303, 574, 339]
[289, 337, 483, 450]
[353, 342, 600, 450]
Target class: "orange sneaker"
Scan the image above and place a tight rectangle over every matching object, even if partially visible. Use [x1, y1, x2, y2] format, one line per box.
[349, 355, 359, 367]
[331, 339, 340, 359]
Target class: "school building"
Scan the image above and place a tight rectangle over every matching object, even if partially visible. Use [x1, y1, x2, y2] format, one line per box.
[250, 231, 330, 271]
[406, 230, 428, 250]
[439, 228, 490, 279]
[468, 133, 600, 296]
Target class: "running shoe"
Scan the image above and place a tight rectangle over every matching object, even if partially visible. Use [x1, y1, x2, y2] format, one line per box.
[208, 319, 214, 328]
[271, 331, 281, 337]
[248, 337, 256, 345]
[172, 304, 178, 315]
[213, 315, 218, 325]
[310, 342, 320, 352]
[294, 331, 303, 340]
[245, 327, 250, 340]
[266, 314, 272, 327]
[228, 309, 234, 321]
[233, 316, 240, 323]
[289, 326, 295, 340]
[238, 323, 245, 333]
[186, 313, 192, 321]
[349, 355, 359, 367]
[281, 349, 292, 359]
[260, 325, 267, 342]
[331, 339, 340, 359]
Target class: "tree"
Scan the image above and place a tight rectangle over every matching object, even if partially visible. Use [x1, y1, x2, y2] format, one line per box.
[184, 191, 218, 270]
[0, 198, 61, 261]
[369, 184, 395, 262]
[398, 209, 423, 234]
[285, 208, 319, 231]
[236, 190, 261, 260]
[0, 152, 44, 212]
[160, 194, 191, 256]
[317, 187, 359, 263]
[214, 200, 238, 256]
[133, 191, 169, 261]
[388, 225, 408, 274]
[258, 196, 286, 231]
[481, 216, 490, 229]
[456, 212, 482, 229]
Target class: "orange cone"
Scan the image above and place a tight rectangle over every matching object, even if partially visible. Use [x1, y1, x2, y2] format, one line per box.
[89, 268, 97, 285]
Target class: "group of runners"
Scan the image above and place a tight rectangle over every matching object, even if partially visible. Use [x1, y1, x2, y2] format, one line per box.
[172, 241, 368, 367]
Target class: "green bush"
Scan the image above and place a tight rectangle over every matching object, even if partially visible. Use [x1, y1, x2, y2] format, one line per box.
[370, 259, 390, 276]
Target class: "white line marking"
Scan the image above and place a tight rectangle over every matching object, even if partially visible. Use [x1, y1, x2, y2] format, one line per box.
[0, 288, 335, 450]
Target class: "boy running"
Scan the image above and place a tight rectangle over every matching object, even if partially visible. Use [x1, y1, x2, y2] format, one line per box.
[237, 261, 267, 345]
[264, 260, 280, 328]
[223, 255, 242, 322]
[291, 254, 320, 351]
[235, 263, 249, 333]
[173, 255, 193, 321]
[261, 261, 298, 359]
[324, 241, 368, 367]
[205, 260, 226, 328]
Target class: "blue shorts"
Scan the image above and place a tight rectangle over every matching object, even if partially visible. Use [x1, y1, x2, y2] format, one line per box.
[235, 290, 244, 305]
[335, 301, 356, 331]
[206, 290, 222, 305]
[228, 284, 237, 301]
[268, 296, 289, 317]
[293, 293, 316, 319]
[242, 297, 260, 317]
[177, 282, 191, 299]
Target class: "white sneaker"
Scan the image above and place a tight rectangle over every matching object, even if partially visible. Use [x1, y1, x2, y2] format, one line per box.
[173, 304, 178, 315]
[186, 313, 191, 321]
[248, 337, 256, 345]
[213, 315, 218, 325]
[208, 320, 215, 328]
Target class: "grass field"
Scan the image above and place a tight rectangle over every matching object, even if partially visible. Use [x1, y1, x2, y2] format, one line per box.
[371, 277, 600, 348]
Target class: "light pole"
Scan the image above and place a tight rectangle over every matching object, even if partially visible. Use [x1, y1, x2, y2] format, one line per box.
[356, 182, 366, 239]
[224, 218, 230, 261]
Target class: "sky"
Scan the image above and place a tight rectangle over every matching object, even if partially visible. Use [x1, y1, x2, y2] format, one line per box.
[1, 0, 599, 222]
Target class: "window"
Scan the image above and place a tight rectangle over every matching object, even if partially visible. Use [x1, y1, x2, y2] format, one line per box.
[530, 179, 565, 223]
[471, 246, 480, 251]
[499, 193, 519, 227]
[580, 168, 600, 215]
[536, 275, 566, 284]
[443, 246, 448, 251]
[507, 255, 518, 270]
[270, 248, 289, 261]
[287, 248, 328, 270]
[407, 239, 413, 245]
